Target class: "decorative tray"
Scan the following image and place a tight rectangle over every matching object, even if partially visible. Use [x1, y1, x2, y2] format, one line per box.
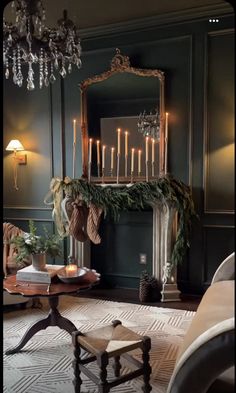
[57, 267, 87, 284]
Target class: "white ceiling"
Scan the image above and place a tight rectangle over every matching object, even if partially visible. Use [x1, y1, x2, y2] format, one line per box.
[4, 0, 232, 30]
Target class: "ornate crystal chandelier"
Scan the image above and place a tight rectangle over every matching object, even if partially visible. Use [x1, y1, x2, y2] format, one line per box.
[3, 0, 82, 90]
[137, 109, 160, 140]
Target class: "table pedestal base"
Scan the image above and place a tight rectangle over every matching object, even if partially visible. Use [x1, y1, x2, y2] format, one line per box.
[5, 296, 77, 355]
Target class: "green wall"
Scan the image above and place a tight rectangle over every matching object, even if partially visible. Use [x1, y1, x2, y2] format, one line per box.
[3, 6, 234, 294]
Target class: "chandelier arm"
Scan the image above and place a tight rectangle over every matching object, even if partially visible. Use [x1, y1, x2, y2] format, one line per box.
[3, 0, 82, 90]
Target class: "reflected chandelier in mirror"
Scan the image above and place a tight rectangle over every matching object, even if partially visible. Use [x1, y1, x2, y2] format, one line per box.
[80, 48, 166, 182]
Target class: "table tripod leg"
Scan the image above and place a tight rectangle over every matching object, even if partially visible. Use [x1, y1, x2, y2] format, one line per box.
[56, 315, 77, 334]
[5, 295, 78, 355]
[48, 296, 77, 334]
[5, 314, 51, 355]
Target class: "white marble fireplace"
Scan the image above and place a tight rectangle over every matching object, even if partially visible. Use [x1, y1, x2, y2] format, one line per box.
[74, 200, 181, 302]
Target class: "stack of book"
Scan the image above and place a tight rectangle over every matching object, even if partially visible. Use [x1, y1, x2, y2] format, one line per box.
[16, 264, 65, 284]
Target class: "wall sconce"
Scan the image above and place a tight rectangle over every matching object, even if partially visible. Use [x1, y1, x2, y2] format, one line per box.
[5, 139, 27, 191]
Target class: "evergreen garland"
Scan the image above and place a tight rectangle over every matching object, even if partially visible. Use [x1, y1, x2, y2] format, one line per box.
[55, 174, 197, 267]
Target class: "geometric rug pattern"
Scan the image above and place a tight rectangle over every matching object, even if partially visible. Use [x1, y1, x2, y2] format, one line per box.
[3, 296, 195, 393]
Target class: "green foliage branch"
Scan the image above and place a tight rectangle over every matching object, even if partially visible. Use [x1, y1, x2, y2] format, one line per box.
[56, 175, 197, 267]
[11, 220, 63, 262]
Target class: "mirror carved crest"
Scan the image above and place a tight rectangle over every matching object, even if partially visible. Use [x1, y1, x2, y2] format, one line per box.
[80, 48, 166, 182]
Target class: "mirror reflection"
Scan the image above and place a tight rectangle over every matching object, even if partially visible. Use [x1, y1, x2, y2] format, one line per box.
[80, 49, 165, 182]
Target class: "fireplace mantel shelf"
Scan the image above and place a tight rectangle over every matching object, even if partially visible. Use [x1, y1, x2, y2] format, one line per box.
[46, 175, 196, 302]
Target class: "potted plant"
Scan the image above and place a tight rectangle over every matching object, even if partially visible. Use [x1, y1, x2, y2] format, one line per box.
[11, 220, 63, 271]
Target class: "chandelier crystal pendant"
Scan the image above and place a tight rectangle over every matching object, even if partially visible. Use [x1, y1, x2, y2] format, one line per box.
[3, 0, 82, 91]
[137, 108, 160, 140]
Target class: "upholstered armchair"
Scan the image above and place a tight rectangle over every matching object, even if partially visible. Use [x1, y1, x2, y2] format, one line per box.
[166, 252, 235, 393]
[3, 222, 41, 307]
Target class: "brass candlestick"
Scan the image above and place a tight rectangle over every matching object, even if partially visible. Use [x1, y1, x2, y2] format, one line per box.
[125, 155, 128, 177]
[131, 171, 134, 183]
[145, 161, 149, 182]
[97, 163, 100, 178]
[116, 153, 120, 184]
[88, 162, 91, 183]
[152, 162, 155, 177]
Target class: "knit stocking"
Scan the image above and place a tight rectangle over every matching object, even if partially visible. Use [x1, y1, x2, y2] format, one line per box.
[87, 203, 103, 244]
[69, 199, 89, 242]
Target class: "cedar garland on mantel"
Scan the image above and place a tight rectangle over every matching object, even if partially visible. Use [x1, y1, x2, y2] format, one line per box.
[48, 174, 197, 267]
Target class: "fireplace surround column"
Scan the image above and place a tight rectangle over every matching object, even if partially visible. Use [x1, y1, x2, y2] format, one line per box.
[76, 202, 181, 302]
[152, 202, 181, 302]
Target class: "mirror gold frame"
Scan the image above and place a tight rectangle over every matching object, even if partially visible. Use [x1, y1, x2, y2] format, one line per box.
[80, 48, 166, 180]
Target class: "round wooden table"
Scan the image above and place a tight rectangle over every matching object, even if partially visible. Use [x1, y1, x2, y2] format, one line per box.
[4, 270, 100, 355]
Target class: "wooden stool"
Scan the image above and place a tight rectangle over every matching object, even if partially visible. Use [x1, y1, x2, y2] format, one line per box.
[72, 320, 152, 393]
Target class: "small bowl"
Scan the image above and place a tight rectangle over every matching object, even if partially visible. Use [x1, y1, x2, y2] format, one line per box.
[57, 267, 87, 284]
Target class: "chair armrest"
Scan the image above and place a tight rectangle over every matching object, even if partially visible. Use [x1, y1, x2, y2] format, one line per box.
[211, 252, 234, 284]
[167, 318, 235, 393]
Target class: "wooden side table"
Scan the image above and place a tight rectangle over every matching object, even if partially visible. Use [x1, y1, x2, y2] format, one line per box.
[3, 270, 100, 355]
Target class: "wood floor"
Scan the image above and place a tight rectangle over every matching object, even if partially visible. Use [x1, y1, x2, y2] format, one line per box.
[4, 287, 201, 313]
[78, 287, 201, 311]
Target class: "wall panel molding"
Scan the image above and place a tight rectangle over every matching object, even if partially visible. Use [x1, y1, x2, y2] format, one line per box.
[203, 29, 234, 214]
[3, 206, 52, 210]
[202, 225, 234, 286]
[80, 5, 233, 40]
[188, 35, 193, 187]
[3, 218, 53, 222]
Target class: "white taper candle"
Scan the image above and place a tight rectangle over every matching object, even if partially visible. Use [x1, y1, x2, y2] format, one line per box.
[131, 148, 135, 172]
[97, 140, 100, 165]
[102, 145, 106, 169]
[138, 149, 141, 173]
[89, 138, 92, 164]
[73, 119, 76, 144]
[145, 137, 149, 162]
[111, 147, 115, 170]
[165, 112, 169, 140]
[125, 131, 128, 156]
[117, 128, 121, 155]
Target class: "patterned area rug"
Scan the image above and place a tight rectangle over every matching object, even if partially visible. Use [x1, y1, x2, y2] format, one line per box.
[3, 296, 195, 393]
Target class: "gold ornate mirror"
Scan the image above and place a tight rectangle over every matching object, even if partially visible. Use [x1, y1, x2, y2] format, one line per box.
[80, 48, 166, 183]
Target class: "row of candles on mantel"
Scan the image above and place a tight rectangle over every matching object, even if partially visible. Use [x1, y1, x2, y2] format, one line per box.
[88, 133, 158, 178]
[72, 113, 169, 182]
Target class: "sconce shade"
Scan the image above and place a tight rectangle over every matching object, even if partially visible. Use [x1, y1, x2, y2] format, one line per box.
[6, 139, 24, 151]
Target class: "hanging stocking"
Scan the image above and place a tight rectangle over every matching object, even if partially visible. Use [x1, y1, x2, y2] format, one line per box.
[69, 199, 89, 242]
[87, 203, 103, 244]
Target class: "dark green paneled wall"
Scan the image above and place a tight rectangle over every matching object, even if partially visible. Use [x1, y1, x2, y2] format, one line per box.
[3, 11, 234, 293]
[91, 211, 153, 289]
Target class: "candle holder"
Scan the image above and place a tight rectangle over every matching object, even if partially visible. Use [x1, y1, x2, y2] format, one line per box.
[97, 163, 101, 178]
[165, 139, 168, 174]
[102, 168, 105, 183]
[151, 162, 155, 177]
[130, 171, 134, 183]
[125, 155, 128, 177]
[88, 162, 92, 183]
[116, 153, 120, 184]
[73, 143, 76, 179]
[145, 161, 149, 182]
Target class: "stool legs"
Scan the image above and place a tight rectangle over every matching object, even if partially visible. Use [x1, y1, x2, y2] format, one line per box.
[72, 323, 152, 393]
[72, 331, 83, 393]
[113, 355, 122, 377]
[97, 351, 109, 393]
[142, 336, 152, 392]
